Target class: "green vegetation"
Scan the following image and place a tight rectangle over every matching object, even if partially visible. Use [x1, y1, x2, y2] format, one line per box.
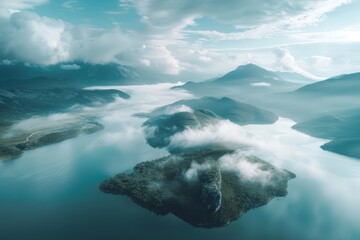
[100, 148, 295, 228]
[0, 120, 104, 161]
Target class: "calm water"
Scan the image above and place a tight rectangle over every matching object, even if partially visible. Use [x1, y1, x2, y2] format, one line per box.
[1, 83, 360, 240]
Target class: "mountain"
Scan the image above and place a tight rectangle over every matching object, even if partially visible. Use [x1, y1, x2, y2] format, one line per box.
[0, 62, 140, 88]
[215, 64, 281, 84]
[294, 72, 360, 96]
[147, 96, 278, 125]
[0, 88, 129, 126]
[143, 110, 221, 149]
[141, 97, 278, 152]
[0, 87, 130, 160]
[100, 148, 295, 228]
[292, 108, 360, 159]
[271, 72, 360, 121]
[173, 64, 306, 101]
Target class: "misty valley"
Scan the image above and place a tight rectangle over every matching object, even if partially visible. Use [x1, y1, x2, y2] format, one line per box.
[1, 61, 360, 240]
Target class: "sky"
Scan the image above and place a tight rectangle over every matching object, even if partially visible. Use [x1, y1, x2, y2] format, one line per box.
[0, 0, 360, 80]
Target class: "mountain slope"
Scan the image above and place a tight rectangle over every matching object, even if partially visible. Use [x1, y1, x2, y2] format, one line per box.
[0, 88, 129, 125]
[270, 72, 360, 121]
[0, 62, 139, 88]
[174, 64, 306, 100]
[294, 72, 360, 96]
[147, 96, 278, 125]
[292, 108, 360, 159]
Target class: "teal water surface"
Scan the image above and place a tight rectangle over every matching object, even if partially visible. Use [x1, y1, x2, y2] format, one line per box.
[1, 84, 360, 240]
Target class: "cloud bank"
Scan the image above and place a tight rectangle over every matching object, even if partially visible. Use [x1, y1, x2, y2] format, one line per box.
[219, 152, 272, 184]
[168, 120, 259, 151]
[0, 0, 47, 10]
[0, 0, 354, 77]
[0, 11, 132, 65]
[130, 0, 350, 33]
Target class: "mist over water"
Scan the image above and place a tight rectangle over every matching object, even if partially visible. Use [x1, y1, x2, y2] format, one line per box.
[1, 83, 360, 240]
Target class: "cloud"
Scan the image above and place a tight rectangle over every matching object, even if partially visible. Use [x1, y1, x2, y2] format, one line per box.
[119, 0, 133, 9]
[104, 11, 126, 15]
[289, 29, 360, 44]
[169, 120, 259, 151]
[0, 11, 70, 65]
[274, 47, 323, 80]
[163, 104, 193, 115]
[130, 0, 350, 35]
[0, 10, 184, 75]
[0, 0, 47, 10]
[251, 82, 272, 87]
[139, 43, 182, 75]
[311, 56, 333, 71]
[184, 161, 212, 181]
[0, 11, 133, 65]
[62, 1, 82, 11]
[0, 1, 353, 77]
[85, 83, 193, 150]
[1, 113, 81, 139]
[60, 64, 81, 70]
[219, 152, 272, 183]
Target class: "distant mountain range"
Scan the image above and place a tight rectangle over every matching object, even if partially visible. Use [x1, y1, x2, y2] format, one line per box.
[0, 88, 129, 126]
[0, 62, 140, 89]
[172, 63, 360, 160]
[274, 72, 360, 121]
[174, 64, 312, 100]
[293, 109, 360, 159]
[293, 72, 360, 96]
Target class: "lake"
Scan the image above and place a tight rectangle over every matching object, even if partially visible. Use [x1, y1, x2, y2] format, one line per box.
[1, 83, 359, 240]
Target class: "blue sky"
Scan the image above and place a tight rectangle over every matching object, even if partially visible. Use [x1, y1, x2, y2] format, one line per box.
[0, 0, 360, 79]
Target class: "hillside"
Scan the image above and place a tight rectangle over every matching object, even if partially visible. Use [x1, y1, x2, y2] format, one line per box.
[147, 96, 278, 126]
[0, 62, 139, 88]
[293, 108, 360, 159]
[174, 64, 306, 100]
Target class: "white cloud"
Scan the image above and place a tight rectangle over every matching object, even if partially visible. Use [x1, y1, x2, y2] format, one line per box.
[169, 120, 259, 151]
[140, 58, 151, 66]
[0, 0, 354, 77]
[0, 10, 185, 75]
[289, 29, 360, 44]
[73, 27, 133, 64]
[163, 104, 193, 115]
[0, 11, 71, 64]
[184, 161, 212, 181]
[0, 0, 47, 10]
[137, 42, 182, 74]
[119, 0, 133, 9]
[219, 152, 272, 184]
[104, 11, 126, 15]
[0, 11, 133, 65]
[62, 1, 82, 11]
[251, 82, 272, 87]
[60, 64, 81, 70]
[311, 56, 333, 70]
[130, 0, 350, 36]
[274, 47, 322, 80]
[1, 113, 81, 139]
